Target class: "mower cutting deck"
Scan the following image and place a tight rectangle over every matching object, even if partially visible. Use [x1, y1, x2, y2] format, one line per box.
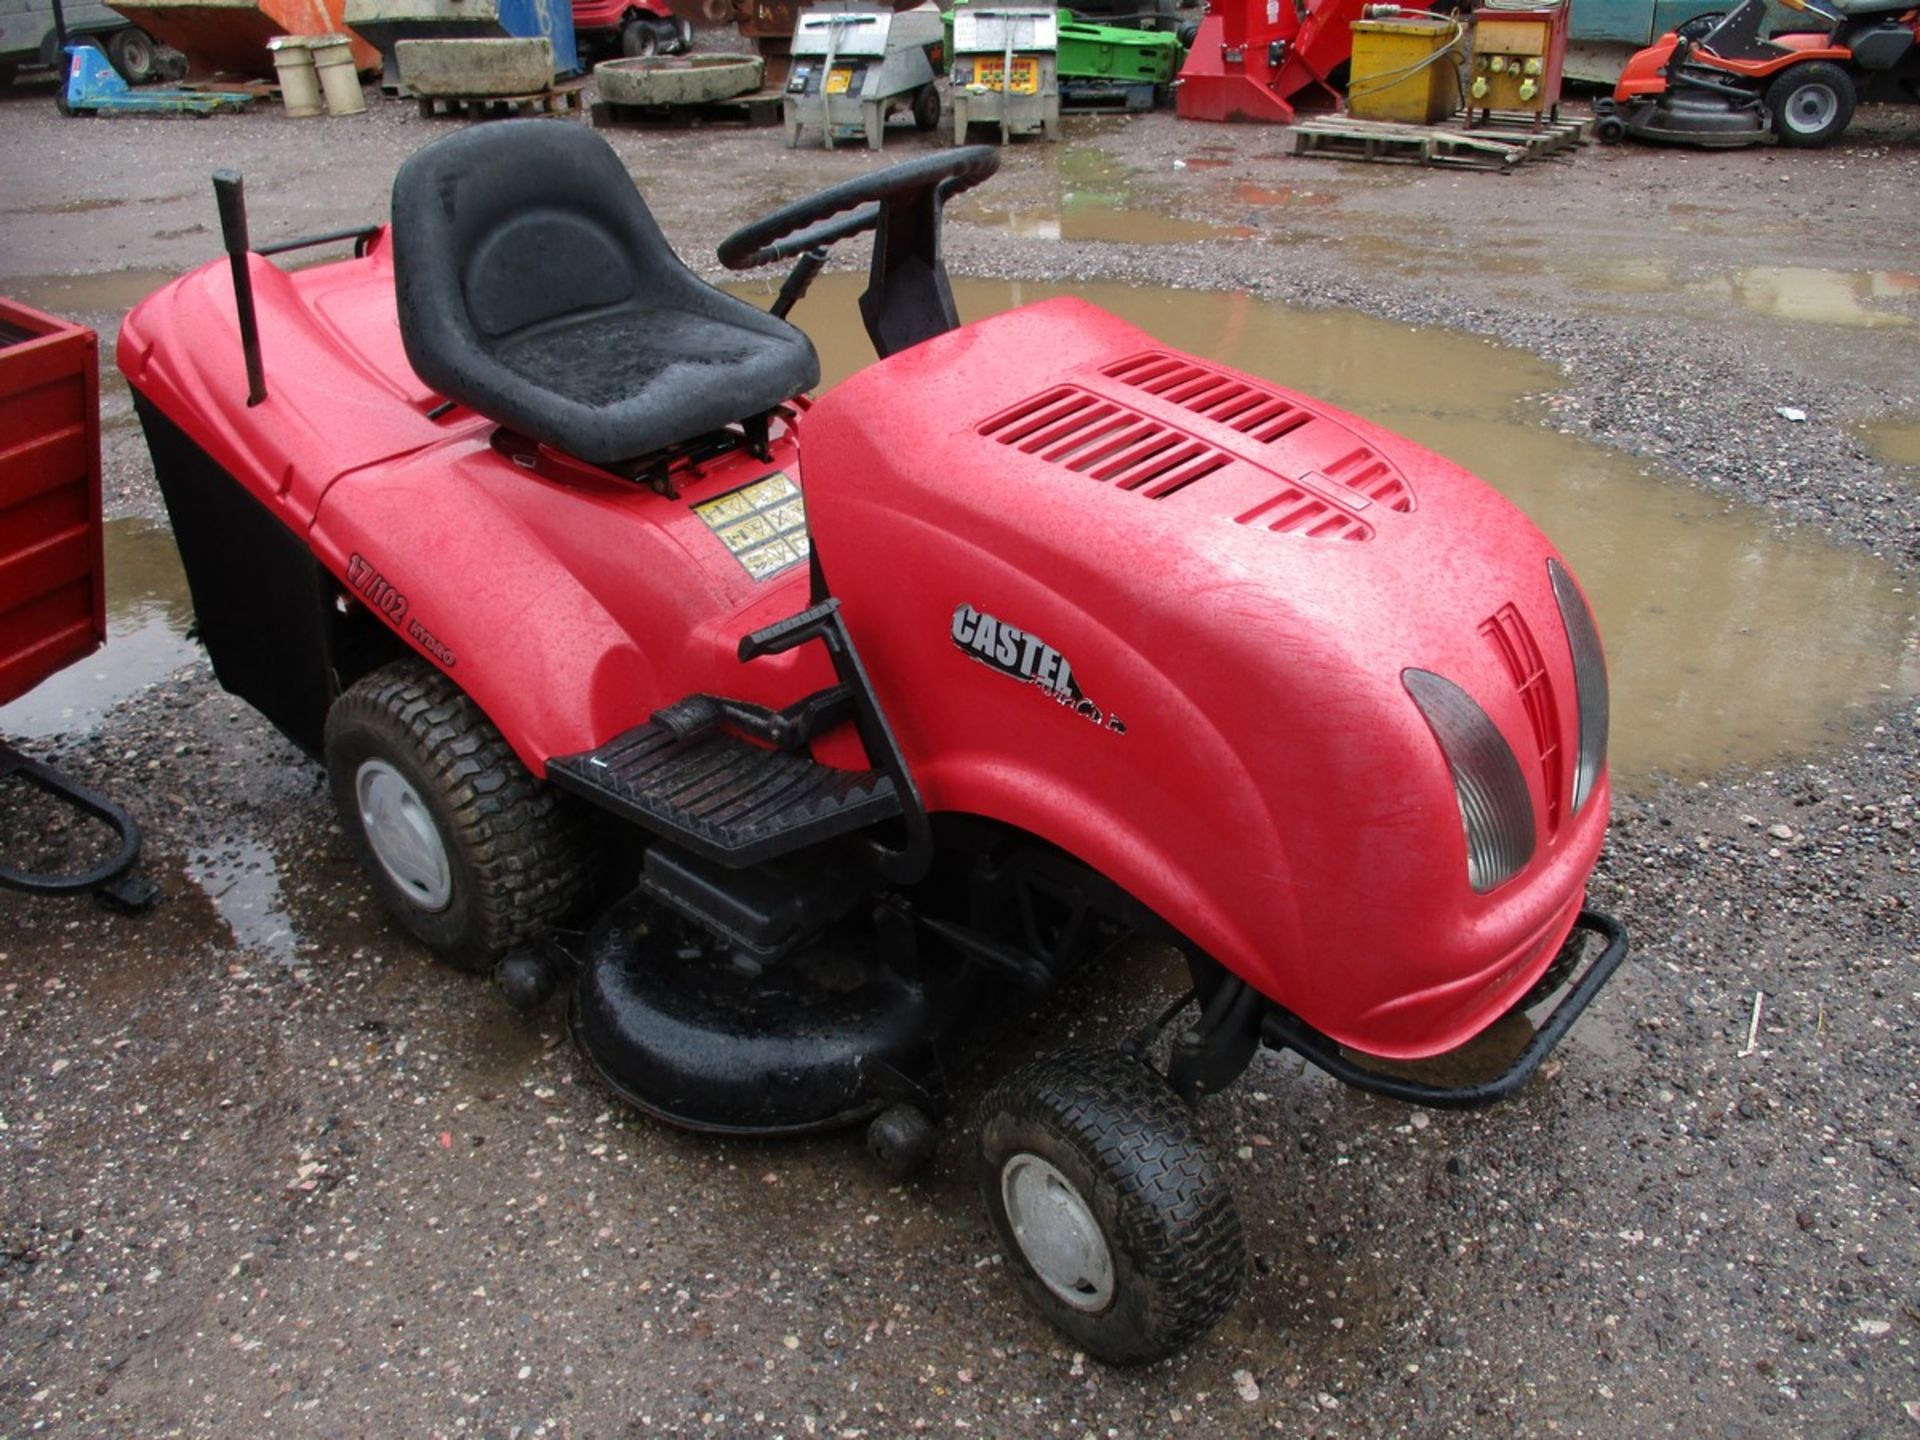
[121, 125, 1629, 1363]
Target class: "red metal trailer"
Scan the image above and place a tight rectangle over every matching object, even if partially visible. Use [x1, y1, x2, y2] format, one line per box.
[0, 297, 104, 710]
[0, 297, 145, 901]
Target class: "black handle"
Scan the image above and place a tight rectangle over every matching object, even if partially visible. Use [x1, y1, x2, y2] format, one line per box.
[737, 598, 840, 661]
[213, 170, 267, 407]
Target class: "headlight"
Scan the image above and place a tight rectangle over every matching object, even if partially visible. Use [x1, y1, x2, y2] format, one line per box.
[1404, 668, 1536, 894]
[1548, 558, 1609, 816]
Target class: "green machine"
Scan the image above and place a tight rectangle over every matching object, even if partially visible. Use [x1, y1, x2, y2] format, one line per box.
[1054, 16, 1179, 110]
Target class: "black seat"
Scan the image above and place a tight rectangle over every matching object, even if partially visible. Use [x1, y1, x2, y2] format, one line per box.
[390, 121, 819, 466]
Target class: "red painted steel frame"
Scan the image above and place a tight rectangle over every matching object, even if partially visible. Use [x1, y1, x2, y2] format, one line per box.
[0, 298, 104, 710]
[119, 235, 1610, 1062]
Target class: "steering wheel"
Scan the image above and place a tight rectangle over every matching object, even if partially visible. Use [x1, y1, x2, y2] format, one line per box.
[717, 146, 1001, 272]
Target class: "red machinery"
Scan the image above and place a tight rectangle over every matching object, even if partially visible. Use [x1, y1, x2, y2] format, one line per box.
[0, 298, 144, 900]
[571, 0, 692, 59]
[120, 129, 1628, 1363]
[1466, 1, 1568, 120]
[1601, 0, 1918, 148]
[1176, 0, 1450, 123]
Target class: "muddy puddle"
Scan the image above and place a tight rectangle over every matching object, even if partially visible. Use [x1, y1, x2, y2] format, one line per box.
[1235, 182, 1337, 208]
[954, 148, 1254, 245]
[748, 273, 1918, 789]
[186, 839, 300, 967]
[4, 196, 129, 217]
[0, 518, 199, 740]
[1589, 261, 1920, 328]
[5, 267, 180, 319]
[1862, 418, 1920, 470]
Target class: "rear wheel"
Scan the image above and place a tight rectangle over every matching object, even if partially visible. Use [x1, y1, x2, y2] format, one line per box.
[621, 19, 659, 58]
[1767, 61, 1855, 147]
[107, 26, 158, 83]
[324, 661, 590, 973]
[911, 81, 940, 131]
[976, 1048, 1245, 1364]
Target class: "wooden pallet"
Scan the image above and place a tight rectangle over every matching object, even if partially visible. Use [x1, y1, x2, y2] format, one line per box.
[590, 88, 785, 130]
[1459, 108, 1592, 154]
[1288, 109, 1592, 172]
[416, 78, 589, 121]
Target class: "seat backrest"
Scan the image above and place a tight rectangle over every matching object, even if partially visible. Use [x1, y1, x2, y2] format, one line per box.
[392, 120, 680, 385]
[389, 121, 819, 464]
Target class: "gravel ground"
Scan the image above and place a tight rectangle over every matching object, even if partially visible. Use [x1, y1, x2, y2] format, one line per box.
[2, 57, 1918, 1440]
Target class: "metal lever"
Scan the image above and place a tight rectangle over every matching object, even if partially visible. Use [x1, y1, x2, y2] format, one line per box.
[212, 170, 267, 407]
[771, 247, 829, 320]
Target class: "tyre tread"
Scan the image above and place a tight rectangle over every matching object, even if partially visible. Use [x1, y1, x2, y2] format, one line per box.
[327, 661, 588, 969]
[1766, 60, 1855, 147]
[978, 1047, 1245, 1362]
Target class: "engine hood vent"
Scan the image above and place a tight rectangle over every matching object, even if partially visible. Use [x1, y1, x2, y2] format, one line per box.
[976, 350, 1418, 541]
[977, 385, 1232, 499]
[1103, 351, 1416, 520]
[1234, 482, 1374, 542]
[1102, 351, 1313, 444]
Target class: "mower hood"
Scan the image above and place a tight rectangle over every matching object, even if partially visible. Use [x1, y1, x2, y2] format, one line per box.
[801, 298, 1610, 1058]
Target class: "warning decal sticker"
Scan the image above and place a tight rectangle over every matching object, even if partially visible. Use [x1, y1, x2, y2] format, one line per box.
[693, 472, 810, 581]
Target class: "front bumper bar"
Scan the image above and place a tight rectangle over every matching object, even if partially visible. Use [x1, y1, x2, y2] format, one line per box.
[1262, 909, 1629, 1110]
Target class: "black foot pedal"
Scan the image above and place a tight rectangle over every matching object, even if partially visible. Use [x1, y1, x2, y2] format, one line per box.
[548, 721, 901, 867]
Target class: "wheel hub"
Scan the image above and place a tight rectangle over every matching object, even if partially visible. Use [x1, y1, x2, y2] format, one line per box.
[1001, 1153, 1114, 1312]
[1785, 85, 1836, 133]
[354, 759, 452, 911]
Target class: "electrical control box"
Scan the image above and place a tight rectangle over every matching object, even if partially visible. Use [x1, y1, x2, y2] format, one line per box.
[1468, 5, 1567, 117]
[949, 3, 1060, 142]
[783, 5, 944, 149]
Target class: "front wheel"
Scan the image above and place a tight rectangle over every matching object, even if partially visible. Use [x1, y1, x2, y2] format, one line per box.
[1767, 61, 1855, 147]
[324, 661, 590, 973]
[976, 1048, 1245, 1364]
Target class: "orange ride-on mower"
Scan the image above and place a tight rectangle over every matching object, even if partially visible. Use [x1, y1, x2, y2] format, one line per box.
[120, 124, 1629, 1363]
[1597, 0, 1920, 147]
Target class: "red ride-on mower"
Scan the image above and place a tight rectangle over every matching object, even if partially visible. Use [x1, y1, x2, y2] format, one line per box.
[121, 124, 1628, 1363]
[1597, 0, 1920, 147]
[571, 0, 694, 60]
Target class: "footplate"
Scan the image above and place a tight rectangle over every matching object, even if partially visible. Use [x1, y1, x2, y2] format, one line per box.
[547, 721, 902, 867]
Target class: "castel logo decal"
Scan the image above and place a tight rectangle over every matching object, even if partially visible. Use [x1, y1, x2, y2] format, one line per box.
[950, 604, 1126, 735]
